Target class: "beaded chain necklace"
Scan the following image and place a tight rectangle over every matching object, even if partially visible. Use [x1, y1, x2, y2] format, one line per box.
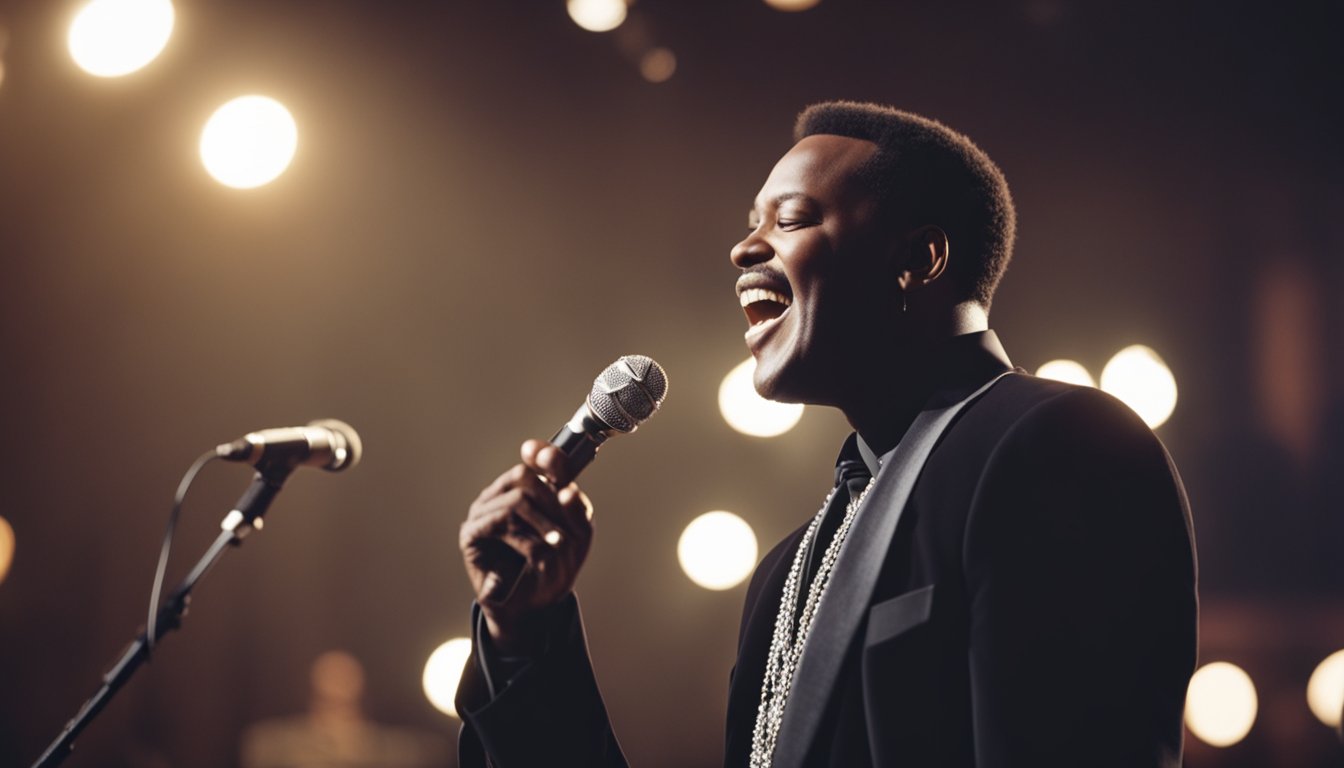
[748, 476, 877, 768]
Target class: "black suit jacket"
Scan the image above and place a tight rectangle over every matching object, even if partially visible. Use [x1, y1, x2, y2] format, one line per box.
[457, 336, 1198, 767]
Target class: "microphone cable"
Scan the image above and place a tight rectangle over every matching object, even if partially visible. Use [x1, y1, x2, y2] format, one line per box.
[145, 449, 219, 658]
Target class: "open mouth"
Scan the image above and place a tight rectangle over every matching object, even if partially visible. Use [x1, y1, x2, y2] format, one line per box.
[739, 287, 792, 328]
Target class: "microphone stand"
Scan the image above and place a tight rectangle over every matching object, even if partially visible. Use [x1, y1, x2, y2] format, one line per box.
[31, 464, 291, 768]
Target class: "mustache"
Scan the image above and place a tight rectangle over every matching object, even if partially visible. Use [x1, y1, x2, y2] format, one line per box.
[735, 264, 789, 289]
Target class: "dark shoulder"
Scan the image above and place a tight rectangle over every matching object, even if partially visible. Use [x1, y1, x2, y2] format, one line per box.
[963, 374, 1190, 543]
[992, 374, 1164, 464]
[960, 373, 1161, 461]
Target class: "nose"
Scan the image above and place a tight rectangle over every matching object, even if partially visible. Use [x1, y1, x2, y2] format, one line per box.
[731, 228, 772, 269]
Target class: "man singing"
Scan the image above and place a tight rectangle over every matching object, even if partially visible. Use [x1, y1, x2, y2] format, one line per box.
[455, 102, 1197, 767]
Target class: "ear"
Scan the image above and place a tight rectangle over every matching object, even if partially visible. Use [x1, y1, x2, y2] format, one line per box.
[895, 225, 949, 293]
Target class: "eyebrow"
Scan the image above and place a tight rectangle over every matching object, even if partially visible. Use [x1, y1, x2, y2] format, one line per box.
[752, 191, 811, 211]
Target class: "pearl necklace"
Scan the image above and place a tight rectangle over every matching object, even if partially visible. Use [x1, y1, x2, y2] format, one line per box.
[749, 476, 877, 768]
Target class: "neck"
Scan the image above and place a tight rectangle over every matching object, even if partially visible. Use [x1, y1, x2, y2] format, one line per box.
[842, 301, 988, 454]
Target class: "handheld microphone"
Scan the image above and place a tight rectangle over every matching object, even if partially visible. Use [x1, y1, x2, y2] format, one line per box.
[550, 355, 668, 478]
[216, 419, 363, 474]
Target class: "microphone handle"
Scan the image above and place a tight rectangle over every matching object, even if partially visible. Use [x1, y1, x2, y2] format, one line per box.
[549, 404, 616, 479]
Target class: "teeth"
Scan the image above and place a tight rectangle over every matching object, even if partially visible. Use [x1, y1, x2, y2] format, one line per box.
[738, 288, 792, 308]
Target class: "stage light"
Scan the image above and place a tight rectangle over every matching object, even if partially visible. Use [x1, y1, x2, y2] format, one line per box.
[68, 0, 174, 78]
[0, 516, 13, 585]
[422, 637, 473, 718]
[640, 48, 677, 83]
[1185, 661, 1258, 747]
[1308, 650, 1344, 728]
[764, 0, 822, 10]
[567, 0, 627, 32]
[719, 358, 804, 438]
[199, 96, 297, 189]
[1034, 359, 1095, 388]
[1099, 344, 1177, 428]
[678, 511, 758, 590]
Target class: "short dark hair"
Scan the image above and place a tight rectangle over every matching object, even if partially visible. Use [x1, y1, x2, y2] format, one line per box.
[794, 101, 1016, 309]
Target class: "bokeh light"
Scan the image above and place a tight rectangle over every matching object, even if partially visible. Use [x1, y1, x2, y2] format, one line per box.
[764, 0, 823, 10]
[719, 357, 804, 437]
[566, 0, 627, 32]
[1185, 661, 1258, 747]
[1307, 649, 1344, 728]
[0, 516, 14, 585]
[678, 511, 758, 590]
[640, 48, 677, 83]
[68, 0, 174, 78]
[1035, 359, 1095, 387]
[199, 96, 298, 189]
[422, 637, 473, 718]
[1099, 344, 1178, 428]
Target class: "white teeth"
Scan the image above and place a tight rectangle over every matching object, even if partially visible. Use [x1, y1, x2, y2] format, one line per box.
[738, 287, 792, 308]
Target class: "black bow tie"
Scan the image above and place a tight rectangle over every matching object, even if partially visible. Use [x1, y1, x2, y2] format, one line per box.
[834, 457, 873, 499]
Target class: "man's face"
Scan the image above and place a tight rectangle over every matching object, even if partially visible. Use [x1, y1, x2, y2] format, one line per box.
[732, 134, 898, 405]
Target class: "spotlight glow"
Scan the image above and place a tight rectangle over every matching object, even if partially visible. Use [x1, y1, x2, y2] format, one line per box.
[764, 0, 822, 10]
[1308, 650, 1344, 728]
[68, 0, 174, 78]
[678, 511, 758, 590]
[640, 48, 677, 83]
[719, 358, 804, 437]
[0, 516, 13, 585]
[199, 96, 298, 189]
[1100, 345, 1178, 428]
[1035, 359, 1095, 387]
[1185, 661, 1258, 747]
[567, 0, 627, 32]
[422, 637, 473, 718]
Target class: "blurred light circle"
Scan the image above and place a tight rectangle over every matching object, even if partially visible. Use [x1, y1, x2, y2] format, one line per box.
[1185, 661, 1258, 747]
[1099, 344, 1178, 428]
[640, 48, 677, 83]
[68, 0, 174, 77]
[1308, 650, 1344, 728]
[678, 511, 758, 590]
[567, 0, 627, 32]
[199, 96, 298, 189]
[764, 0, 822, 10]
[422, 637, 473, 718]
[0, 516, 14, 585]
[719, 357, 804, 437]
[1035, 359, 1095, 387]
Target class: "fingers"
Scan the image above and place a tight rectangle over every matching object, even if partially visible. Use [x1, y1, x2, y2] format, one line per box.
[463, 461, 591, 554]
[557, 483, 594, 524]
[461, 445, 596, 621]
[522, 439, 575, 487]
[461, 489, 552, 562]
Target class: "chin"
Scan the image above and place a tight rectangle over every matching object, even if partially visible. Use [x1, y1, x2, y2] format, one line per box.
[752, 357, 818, 406]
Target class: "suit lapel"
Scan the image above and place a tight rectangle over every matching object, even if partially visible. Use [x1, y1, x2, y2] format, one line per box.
[769, 372, 1011, 768]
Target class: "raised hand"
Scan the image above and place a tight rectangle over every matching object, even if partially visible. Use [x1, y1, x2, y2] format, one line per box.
[460, 439, 594, 654]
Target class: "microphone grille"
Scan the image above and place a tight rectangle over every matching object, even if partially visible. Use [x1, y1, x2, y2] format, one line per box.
[308, 418, 363, 471]
[587, 355, 668, 433]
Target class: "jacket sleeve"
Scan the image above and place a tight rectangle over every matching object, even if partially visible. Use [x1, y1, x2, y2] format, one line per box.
[962, 386, 1198, 767]
[455, 593, 629, 768]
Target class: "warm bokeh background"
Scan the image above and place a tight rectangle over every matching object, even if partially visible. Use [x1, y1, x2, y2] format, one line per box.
[1, 1, 1341, 766]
